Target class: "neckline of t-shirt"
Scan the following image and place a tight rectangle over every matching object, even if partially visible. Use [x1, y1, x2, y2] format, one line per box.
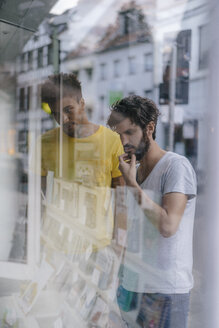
[60, 125, 103, 141]
[140, 151, 172, 185]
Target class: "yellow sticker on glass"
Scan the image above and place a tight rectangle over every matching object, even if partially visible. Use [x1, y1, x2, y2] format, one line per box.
[41, 102, 51, 115]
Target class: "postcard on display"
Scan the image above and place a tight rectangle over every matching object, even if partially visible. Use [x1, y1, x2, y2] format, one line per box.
[99, 186, 115, 240]
[78, 185, 100, 230]
[52, 179, 61, 208]
[89, 296, 108, 326]
[126, 188, 144, 256]
[48, 219, 60, 245]
[80, 287, 97, 320]
[41, 213, 52, 236]
[52, 262, 73, 294]
[114, 187, 128, 247]
[67, 182, 79, 219]
[59, 180, 76, 215]
[46, 171, 54, 204]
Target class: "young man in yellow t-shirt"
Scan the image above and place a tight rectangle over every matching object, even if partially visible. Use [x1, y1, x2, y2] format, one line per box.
[40, 73, 124, 190]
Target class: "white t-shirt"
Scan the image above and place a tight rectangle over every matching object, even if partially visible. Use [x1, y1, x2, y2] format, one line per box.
[121, 151, 197, 294]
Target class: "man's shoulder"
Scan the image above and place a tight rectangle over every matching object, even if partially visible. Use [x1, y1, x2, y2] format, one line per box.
[97, 126, 123, 157]
[165, 152, 195, 171]
[161, 152, 197, 190]
[101, 125, 121, 140]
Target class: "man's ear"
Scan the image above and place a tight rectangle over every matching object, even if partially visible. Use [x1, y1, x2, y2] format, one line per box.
[80, 98, 85, 108]
[146, 121, 155, 137]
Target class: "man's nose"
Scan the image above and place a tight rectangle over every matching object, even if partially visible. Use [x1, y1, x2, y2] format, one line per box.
[63, 113, 69, 124]
[120, 134, 128, 145]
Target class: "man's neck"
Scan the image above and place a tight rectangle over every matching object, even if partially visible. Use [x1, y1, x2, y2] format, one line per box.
[138, 141, 166, 181]
[76, 122, 99, 138]
[64, 121, 100, 138]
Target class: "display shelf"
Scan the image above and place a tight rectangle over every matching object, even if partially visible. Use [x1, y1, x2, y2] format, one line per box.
[50, 180, 114, 238]
[41, 231, 121, 316]
[45, 203, 110, 249]
[16, 176, 123, 327]
[41, 232, 57, 251]
[75, 266, 119, 314]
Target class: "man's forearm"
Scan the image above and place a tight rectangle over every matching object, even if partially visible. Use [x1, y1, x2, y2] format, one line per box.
[130, 184, 178, 238]
[118, 154, 185, 238]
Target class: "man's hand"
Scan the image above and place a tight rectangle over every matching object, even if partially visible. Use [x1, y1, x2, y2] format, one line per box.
[118, 153, 138, 188]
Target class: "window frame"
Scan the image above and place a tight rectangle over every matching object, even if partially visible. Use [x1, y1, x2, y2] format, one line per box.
[0, 133, 41, 280]
[128, 56, 136, 75]
[37, 47, 44, 69]
[144, 53, 153, 72]
[199, 24, 208, 70]
[100, 63, 107, 80]
[113, 59, 121, 78]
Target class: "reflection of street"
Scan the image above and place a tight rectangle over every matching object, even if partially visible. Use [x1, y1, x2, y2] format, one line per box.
[9, 191, 28, 263]
[0, 190, 28, 264]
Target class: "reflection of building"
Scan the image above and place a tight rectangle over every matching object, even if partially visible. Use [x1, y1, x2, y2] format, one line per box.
[0, 0, 58, 280]
[62, 0, 155, 125]
[94, 2, 154, 125]
[16, 0, 208, 177]
[155, 0, 209, 175]
[16, 0, 123, 158]
[61, 0, 127, 122]
[16, 10, 76, 168]
[16, 0, 155, 141]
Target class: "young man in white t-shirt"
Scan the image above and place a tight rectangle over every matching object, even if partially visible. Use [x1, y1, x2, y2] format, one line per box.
[107, 96, 197, 328]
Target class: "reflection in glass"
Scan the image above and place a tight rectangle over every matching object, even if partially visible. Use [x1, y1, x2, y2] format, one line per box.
[0, 0, 211, 327]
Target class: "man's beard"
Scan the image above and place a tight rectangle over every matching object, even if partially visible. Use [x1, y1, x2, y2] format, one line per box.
[124, 134, 151, 161]
[135, 135, 150, 161]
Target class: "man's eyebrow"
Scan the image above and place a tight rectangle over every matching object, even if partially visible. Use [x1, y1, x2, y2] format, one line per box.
[116, 128, 134, 134]
[63, 105, 73, 111]
[124, 128, 135, 133]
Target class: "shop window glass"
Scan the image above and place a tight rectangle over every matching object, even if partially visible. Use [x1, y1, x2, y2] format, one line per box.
[0, 0, 212, 327]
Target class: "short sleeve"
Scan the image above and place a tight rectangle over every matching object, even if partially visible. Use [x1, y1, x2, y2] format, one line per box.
[111, 137, 124, 178]
[163, 158, 197, 199]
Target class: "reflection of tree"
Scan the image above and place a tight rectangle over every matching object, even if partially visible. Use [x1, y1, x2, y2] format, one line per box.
[98, 1, 152, 51]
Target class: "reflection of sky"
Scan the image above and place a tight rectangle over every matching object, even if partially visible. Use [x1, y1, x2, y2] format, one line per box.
[60, 0, 118, 51]
[50, 0, 79, 15]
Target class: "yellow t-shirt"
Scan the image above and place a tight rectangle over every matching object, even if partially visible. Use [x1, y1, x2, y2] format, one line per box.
[40, 125, 123, 187]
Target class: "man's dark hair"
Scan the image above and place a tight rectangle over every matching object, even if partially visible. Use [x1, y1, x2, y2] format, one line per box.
[41, 73, 82, 111]
[107, 95, 160, 140]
